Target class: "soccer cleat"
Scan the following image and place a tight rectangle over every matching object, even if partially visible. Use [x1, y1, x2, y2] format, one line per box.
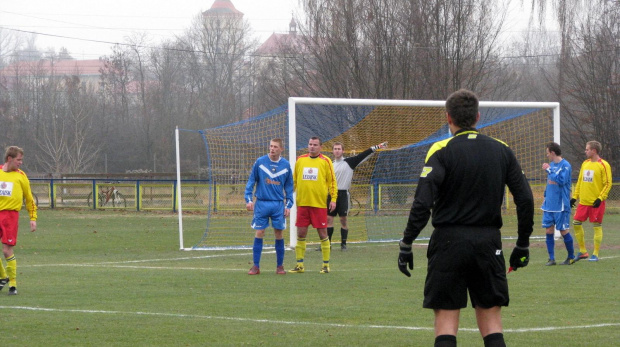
[575, 252, 589, 261]
[0, 277, 8, 291]
[588, 255, 599, 262]
[559, 258, 575, 265]
[289, 264, 305, 273]
[276, 266, 286, 275]
[319, 265, 330, 274]
[8, 287, 17, 295]
[545, 259, 556, 266]
[341, 244, 347, 251]
[248, 265, 260, 275]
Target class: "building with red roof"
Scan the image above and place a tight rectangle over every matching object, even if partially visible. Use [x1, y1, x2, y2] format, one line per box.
[0, 59, 106, 90]
[203, 0, 244, 18]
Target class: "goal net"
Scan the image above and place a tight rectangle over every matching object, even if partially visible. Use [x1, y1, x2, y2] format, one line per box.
[176, 98, 559, 250]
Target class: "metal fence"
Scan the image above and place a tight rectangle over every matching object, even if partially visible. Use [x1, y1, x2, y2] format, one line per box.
[30, 179, 211, 211]
[29, 178, 620, 213]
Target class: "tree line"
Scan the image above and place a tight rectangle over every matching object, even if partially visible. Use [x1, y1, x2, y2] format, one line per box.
[0, 0, 617, 176]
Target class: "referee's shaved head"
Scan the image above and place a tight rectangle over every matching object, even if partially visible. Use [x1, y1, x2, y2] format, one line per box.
[446, 89, 479, 128]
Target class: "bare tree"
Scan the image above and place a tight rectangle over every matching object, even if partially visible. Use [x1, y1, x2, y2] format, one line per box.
[181, 11, 256, 126]
[63, 75, 101, 172]
[261, 0, 514, 102]
[561, 3, 620, 172]
[0, 28, 22, 68]
[100, 45, 133, 122]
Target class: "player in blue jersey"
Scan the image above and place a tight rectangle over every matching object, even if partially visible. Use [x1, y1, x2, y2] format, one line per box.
[245, 138, 294, 275]
[541, 142, 575, 266]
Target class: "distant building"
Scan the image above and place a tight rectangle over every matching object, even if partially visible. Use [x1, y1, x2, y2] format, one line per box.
[256, 15, 301, 56]
[203, 0, 244, 18]
[0, 59, 106, 90]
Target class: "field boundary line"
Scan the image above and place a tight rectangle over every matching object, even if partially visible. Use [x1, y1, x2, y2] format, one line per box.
[26, 251, 266, 266]
[1, 305, 618, 333]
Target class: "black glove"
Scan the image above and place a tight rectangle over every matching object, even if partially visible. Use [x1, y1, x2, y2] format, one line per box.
[592, 198, 601, 208]
[509, 246, 530, 271]
[398, 240, 413, 277]
[570, 198, 576, 208]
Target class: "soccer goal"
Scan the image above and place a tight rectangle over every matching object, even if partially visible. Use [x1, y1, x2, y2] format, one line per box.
[176, 98, 559, 250]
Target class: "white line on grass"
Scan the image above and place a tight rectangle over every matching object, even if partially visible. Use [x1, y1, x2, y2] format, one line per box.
[23, 253, 618, 272]
[0, 305, 618, 333]
[27, 251, 267, 266]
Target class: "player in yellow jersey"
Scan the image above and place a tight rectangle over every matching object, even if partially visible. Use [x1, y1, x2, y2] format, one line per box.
[289, 137, 337, 274]
[570, 141, 612, 262]
[0, 146, 37, 295]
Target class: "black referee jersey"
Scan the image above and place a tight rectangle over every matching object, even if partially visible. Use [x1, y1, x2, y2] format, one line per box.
[402, 129, 534, 248]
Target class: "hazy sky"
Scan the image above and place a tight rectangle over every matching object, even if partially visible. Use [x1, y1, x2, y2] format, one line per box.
[0, 1, 551, 61]
[0, 0, 299, 59]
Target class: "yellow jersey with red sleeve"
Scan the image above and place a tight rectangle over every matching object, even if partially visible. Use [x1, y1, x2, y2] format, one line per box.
[573, 158, 613, 206]
[0, 165, 38, 220]
[294, 153, 337, 208]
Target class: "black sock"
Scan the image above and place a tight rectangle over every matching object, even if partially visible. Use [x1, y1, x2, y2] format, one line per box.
[341, 228, 348, 245]
[483, 333, 505, 347]
[327, 227, 334, 242]
[434, 335, 456, 347]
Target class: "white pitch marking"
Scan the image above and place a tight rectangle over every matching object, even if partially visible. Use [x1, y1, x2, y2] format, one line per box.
[27, 251, 271, 267]
[0, 305, 618, 333]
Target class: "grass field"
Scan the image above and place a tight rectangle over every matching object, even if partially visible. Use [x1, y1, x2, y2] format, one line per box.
[2, 209, 619, 346]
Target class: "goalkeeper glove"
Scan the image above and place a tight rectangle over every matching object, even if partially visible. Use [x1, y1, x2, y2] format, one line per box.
[509, 246, 530, 271]
[371, 142, 388, 151]
[592, 198, 601, 208]
[398, 240, 413, 277]
[570, 198, 576, 208]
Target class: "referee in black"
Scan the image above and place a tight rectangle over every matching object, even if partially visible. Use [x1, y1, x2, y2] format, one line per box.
[397, 89, 534, 347]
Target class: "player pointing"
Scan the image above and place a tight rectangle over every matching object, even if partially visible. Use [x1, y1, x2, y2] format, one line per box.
[326, 141, 387, 250]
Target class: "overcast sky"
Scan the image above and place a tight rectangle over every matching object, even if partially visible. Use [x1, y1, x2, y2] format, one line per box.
[0, 0, 299, 60]
[0, 1, 552, 61]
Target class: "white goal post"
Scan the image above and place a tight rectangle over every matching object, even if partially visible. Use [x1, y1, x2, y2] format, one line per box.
[286, 97, 560, 248]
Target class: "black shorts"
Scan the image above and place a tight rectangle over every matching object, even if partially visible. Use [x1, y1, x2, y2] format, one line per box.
[423, 226, 509, 310]
[327, 190, 349, 217]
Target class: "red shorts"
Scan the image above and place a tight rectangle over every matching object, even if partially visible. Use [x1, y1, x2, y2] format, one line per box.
[296, 206, 328, 228]
[574, 202, 606, 224]
[0, 210, 19, 246]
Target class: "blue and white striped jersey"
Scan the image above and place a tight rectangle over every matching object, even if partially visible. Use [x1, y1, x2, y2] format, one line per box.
[541, 158, 572, 212]
[244, 155, 294, 209]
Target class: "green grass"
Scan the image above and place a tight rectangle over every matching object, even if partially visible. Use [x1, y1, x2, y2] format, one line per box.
[2, 210, 619, 346]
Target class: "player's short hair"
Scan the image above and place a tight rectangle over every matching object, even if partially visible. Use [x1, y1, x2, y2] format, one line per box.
[4, 146, 23, 162]
[271, 138, 284, 149]
[546, 142, 561, 156]
[446, 89, 479, 128]
[310, 136, 322, 145]
[333, 142, 344, 150]
[587, 140, 601, 154]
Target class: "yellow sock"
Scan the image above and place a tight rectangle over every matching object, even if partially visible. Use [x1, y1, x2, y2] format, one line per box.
[6, 255, 16, 287]
[593, 225, 603, 257]
[295, 238, 306, 264]
[320, 237, 331, 264]
[573, 223, 587, 253]
[0, 260, 7, 279]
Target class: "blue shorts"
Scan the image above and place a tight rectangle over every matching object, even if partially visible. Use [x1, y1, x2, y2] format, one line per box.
[542, 210, 570, 231]
[251, 200, 286, 230]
